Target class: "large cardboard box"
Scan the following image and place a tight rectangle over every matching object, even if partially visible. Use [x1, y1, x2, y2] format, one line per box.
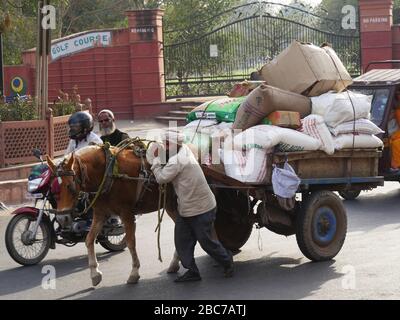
[261, 41, 353, 97]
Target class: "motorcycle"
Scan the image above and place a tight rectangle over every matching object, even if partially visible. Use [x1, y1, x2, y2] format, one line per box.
[5, 149, 126, 266]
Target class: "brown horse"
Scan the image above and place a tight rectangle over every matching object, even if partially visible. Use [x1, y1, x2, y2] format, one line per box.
[46, 145, 180, 286]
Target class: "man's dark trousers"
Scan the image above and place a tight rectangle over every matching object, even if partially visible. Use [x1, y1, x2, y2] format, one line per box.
[174, 207, 233, 275]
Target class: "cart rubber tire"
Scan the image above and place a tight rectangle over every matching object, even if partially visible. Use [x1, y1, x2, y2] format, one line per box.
[296, 191, 347, 262]
[214, 190, 253, 252]
[5, 213, 51, 266]
[339, 190, 361, 201]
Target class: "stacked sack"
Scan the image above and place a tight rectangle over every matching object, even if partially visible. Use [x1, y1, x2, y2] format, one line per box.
[311, 91, 384, 150]
[183, 40, 383, 184]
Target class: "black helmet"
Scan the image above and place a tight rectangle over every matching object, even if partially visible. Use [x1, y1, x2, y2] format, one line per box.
[68, 111, 94, 140]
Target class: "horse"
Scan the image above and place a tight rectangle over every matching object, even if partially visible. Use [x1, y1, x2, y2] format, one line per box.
[46, 143, 180, 286]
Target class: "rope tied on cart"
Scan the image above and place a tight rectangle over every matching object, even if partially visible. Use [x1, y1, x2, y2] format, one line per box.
[323, 43, 357, 187]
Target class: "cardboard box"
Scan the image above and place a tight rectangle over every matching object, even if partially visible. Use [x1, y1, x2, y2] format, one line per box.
[260, 41, 353, 97]
[266, 111, 301, 129]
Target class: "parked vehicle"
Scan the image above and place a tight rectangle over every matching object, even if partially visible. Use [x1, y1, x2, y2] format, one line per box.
[5, 149, 126, 266]
[339, 61, 400, 200]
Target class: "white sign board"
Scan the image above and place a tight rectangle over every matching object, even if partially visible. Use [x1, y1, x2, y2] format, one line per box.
[51, 32, 112, 61]
[210, 45, 218, 58]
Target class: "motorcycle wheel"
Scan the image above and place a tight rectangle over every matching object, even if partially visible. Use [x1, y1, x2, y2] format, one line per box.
[5, 213, 51, 266]
[99, 234, 127, 252]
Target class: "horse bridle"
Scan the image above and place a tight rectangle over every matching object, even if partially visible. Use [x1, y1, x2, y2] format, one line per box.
[54, 156, 87, 197]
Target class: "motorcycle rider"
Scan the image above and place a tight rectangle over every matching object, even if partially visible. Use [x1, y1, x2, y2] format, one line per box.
[64, 112, 105, 228]
[66, 111, 102, 154]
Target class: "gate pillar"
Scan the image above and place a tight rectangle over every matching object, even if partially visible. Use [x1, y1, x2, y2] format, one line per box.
[359, 0, 394, 71]
[125, 9, 166, 119]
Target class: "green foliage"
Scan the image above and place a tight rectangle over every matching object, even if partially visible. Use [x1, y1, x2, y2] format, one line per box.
[50, 101, 76, 117]
[0, 96, 38, 121]
[394, 0, 400, 24]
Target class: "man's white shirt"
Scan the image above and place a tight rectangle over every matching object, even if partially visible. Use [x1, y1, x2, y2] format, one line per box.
[65, 132, 103, 154]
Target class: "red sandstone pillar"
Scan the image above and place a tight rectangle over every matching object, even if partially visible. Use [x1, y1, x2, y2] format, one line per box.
[359, 0, 394, 72]
[126, 9, 165, 119]
[392, 25, 400, 61]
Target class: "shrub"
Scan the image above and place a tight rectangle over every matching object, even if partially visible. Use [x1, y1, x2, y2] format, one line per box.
[0, 95, 38, 121]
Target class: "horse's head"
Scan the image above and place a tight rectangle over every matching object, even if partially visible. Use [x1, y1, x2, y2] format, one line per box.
[47, 153, 82, 215]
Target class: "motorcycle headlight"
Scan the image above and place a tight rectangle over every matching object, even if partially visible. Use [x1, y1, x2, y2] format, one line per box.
[28, 178, 43, 193]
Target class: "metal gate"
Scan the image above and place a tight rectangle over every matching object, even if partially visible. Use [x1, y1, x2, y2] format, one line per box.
[163, 1, 360, 99]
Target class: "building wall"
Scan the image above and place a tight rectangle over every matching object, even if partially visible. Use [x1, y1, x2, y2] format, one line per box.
[3, 10, 166, 120]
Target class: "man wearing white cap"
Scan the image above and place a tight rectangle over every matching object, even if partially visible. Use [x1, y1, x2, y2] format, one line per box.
[149, 129, 234, 283]
[98, 109, 129, 146]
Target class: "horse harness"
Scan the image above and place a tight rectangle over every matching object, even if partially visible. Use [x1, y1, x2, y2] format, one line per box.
[101, 139, 156, 210]
[55, 138, 157, 214]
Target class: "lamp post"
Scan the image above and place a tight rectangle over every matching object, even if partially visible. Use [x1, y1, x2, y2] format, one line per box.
[0, 12, 10, 98]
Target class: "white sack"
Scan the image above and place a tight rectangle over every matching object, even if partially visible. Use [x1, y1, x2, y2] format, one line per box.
[301, 115, 335, 155]
[233, 125, 280, 150]
[329, 118, 384, 136]
[233, 125, 320, 152]
[311, 91, 337, 116]
[311, 91, 373, 127]
[220, 148, 269, 184]
[276, 127, 321, 152]
[334, 134, 383, 150]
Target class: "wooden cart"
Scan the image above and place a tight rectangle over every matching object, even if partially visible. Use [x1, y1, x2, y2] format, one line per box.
[202, 149, 384, 262]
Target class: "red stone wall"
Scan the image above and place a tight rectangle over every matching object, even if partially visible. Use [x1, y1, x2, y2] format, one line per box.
[3, 10, 166, 120]
[360, 0, 394, 71]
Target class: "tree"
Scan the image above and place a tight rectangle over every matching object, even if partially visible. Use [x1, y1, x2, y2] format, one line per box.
[394, 0, 400, 24]
[1, 0, 162, 65]
[1, 1, 37, 65]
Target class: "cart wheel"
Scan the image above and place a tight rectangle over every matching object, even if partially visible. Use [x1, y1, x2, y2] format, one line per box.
[296, 191, 347, 262]
[214, 190, 253, 252]
[339, 190, 361, 201]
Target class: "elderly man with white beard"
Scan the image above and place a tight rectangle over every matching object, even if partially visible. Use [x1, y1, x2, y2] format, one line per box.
[98, 109, 130, 146]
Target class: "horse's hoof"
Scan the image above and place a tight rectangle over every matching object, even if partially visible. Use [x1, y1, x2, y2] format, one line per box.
[91, 272, 103, 287]
[167, 264, 180, 274]
[127, 275, 140, 284]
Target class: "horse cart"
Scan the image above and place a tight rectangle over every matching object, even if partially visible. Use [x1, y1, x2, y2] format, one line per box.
[202, 149, 384, 261]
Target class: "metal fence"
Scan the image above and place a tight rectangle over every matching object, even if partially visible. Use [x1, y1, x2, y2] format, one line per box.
[164, 1, 360, 98]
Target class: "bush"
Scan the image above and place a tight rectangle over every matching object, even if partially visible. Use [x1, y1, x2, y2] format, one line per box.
[0, 95, 38, 121]
[51, 101, 76, 117]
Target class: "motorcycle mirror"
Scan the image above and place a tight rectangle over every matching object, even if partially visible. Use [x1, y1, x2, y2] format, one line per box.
[32, 148, 43, 160]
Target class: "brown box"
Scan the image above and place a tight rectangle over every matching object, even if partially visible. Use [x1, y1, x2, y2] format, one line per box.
[267, 111, 301, 129]
[261, 41, 353, 97]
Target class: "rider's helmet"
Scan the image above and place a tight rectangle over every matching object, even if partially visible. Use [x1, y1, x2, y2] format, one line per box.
[68, 111, 94, 140]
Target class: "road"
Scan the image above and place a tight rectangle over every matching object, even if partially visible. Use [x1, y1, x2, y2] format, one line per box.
[0, 182, 399, 300]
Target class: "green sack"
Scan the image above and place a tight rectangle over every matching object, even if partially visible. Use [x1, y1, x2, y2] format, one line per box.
[187, 96, 246, 123]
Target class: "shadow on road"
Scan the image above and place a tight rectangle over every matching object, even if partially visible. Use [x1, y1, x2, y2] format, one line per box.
[60, 254, 342, 300]
[343, 188, 400, 233]
[0, 251, 123, 296]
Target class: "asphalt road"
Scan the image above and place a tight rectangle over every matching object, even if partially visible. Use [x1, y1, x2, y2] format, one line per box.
[1, 182, 400, 300]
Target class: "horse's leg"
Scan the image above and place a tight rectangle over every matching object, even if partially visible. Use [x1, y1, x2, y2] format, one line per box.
[167, 251, 180, 274]
[120, 212, 140, 284]
[166, 209, 180, 274]
[86, 210, 105, 286]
